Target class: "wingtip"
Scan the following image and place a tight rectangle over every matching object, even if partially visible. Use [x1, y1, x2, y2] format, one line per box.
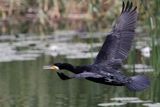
[121, 1, 125, 13]
[121, 1, 137, 13]
[128, 2, 133, 11]
[125, 1, 130, 11]
[133, 6, 137, 12]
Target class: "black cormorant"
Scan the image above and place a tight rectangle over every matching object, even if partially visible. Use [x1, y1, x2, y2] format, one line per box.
[44, 2, 150, 91]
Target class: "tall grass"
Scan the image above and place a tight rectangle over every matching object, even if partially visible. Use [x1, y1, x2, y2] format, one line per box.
[149, 1, 159, 74]
[124, 0, 160, 74]
[0, 0, 117, 34]
[140, 0, 160, 73]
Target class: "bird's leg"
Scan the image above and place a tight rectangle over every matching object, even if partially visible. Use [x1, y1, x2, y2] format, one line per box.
[57, 72, 72, 80]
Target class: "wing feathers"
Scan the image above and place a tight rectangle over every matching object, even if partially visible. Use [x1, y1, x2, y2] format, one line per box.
[121, 2, 125, 13]
[94, 2, 137, 64]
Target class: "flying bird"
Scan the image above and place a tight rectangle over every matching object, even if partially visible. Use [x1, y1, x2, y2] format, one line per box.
[44, 2, 150, 91]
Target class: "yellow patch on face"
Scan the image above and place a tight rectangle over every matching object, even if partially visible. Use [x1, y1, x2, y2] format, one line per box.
[43, 65, 59, 71]
[50, 65, 59, 71]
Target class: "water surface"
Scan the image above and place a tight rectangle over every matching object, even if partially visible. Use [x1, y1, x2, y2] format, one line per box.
[0, 32, 159, 107]
[0, 55, 160, 107]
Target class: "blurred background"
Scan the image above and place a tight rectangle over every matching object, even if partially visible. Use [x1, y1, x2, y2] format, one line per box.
[0, 0, 160, 107]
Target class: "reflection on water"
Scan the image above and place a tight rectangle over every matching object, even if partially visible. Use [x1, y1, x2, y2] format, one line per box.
[0, 56, 160, 107]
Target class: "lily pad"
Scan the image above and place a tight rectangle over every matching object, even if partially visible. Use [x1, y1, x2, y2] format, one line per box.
[110, 97, 139, 101]
[143, 103, 160, 107]
[98, 102, 126, 107]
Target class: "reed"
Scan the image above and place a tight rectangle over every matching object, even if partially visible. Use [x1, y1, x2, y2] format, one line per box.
[0, 0, 117, 34]
[143, 0, 160, 73]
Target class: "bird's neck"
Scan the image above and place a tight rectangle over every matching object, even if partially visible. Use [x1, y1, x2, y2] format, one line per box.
[60, 63, 89, 74]
[60, 63, 76, 73]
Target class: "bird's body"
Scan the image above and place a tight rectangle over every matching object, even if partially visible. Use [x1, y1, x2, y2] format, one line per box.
[77, 63, 128, 86]
[44, 2, 150, 91]
[54, 62, 128, 86]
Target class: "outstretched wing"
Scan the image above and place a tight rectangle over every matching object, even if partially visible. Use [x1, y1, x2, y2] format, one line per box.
[94, 1, 137, 64]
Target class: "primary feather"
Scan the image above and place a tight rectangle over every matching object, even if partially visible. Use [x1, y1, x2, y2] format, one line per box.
[94, 1, 137, 64]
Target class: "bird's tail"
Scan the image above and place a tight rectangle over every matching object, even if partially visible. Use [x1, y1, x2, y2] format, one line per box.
[125, 75, 150, 91]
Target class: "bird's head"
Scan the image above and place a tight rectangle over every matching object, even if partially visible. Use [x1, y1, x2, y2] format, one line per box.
[43, 63, 74, 72]
[43, 63, 61, 72]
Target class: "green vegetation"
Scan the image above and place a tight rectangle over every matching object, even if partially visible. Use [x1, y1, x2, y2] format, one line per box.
[0, 0, 133, 34]
[0, 0, 158, 34]
[0, 0, 116, 34]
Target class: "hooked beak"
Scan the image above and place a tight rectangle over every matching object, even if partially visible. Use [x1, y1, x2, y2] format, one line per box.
[43, 65, 59, 71]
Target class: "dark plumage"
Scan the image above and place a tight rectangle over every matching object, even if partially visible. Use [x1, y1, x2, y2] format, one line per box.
[44, 2, 150, 91]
